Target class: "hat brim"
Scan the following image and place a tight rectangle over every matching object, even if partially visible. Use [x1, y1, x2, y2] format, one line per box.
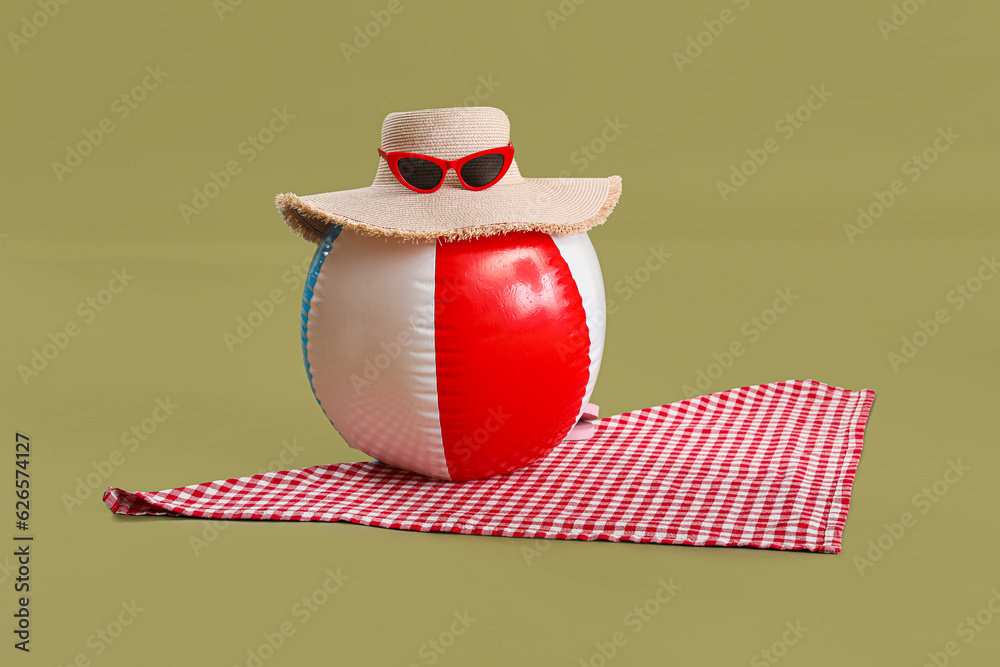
[275, 175, 621, 243]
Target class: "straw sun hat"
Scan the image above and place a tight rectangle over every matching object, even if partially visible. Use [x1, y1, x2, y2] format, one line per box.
[275, 106, 622, 242]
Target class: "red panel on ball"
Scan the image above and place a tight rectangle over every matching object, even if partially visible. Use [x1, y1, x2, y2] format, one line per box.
[433, 232, 591, 480]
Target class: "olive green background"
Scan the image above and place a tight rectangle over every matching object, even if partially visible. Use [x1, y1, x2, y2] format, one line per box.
[2, 0, 998, 664]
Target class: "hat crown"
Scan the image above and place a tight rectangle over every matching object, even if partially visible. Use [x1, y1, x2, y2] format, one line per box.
[373, 107, 523, 188]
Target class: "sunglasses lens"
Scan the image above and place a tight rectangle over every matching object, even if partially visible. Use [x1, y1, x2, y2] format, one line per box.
[460, 153, 506, 188]
[397, 158, 443, 190]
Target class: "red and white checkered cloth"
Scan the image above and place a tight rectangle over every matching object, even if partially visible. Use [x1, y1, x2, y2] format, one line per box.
[104, 380, 875, 552]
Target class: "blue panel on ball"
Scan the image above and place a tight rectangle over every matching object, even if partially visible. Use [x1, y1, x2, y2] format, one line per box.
[301, 224, 343, 405]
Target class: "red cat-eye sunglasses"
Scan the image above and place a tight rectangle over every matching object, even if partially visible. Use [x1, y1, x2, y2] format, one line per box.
[378, 142, 515, 193]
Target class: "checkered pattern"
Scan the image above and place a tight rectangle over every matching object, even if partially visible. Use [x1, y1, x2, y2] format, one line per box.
[103, 380, 875, 553]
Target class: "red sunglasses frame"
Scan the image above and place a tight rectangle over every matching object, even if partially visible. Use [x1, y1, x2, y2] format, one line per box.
[377, 142, 515, 193]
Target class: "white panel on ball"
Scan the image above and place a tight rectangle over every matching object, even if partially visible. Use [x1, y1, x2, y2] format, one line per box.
[305, 232, 450, 478]
[551, 232, 607, 422]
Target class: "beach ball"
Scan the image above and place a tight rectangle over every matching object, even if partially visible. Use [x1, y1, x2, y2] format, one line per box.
[300, 225, 606, 480]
